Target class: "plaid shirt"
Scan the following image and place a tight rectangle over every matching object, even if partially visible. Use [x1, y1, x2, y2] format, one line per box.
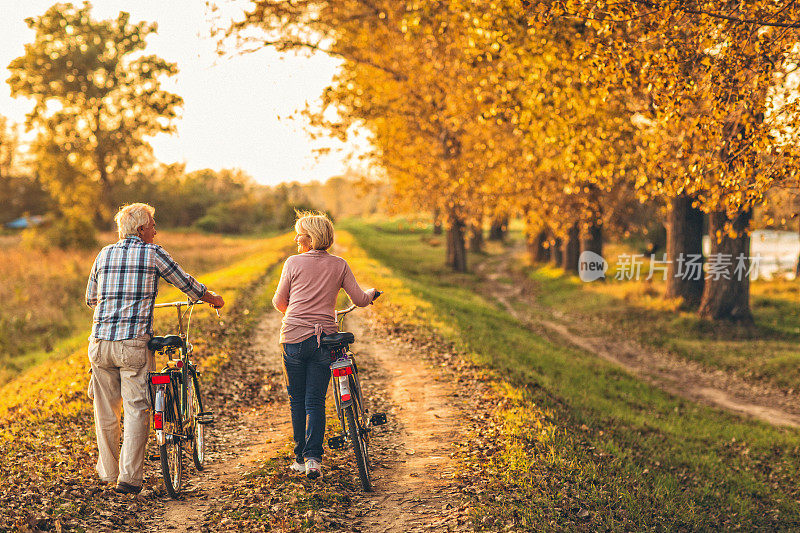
[86, 236, 207, 341]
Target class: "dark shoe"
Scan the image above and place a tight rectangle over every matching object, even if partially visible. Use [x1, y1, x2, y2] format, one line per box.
[114, 481, 142, 494]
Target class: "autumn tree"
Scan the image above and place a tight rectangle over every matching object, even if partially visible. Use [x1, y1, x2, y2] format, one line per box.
[223, 0, 509, 271]
[224, 0, 800, 313]
[7, 2, 182, 238]
[523, 0, 800, 321]
[465, 7, 645, 273]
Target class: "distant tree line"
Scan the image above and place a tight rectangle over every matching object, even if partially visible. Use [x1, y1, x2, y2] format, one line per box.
[0, 122, 385, 235]
[109, 164, 386, 234]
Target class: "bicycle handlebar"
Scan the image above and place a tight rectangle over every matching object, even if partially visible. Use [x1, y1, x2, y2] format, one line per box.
[154, 300, 196, 309]
[334, 290, 382, 319]
[335, 304, 358, 318]
[154, 298, 221, 316]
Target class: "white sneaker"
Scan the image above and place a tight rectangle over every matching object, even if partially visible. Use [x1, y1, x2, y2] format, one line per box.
[290, 461, 306, 474]
[305, 458, 322, 480]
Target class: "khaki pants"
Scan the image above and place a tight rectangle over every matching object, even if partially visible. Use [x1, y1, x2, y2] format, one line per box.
[88, 336, 155, 486]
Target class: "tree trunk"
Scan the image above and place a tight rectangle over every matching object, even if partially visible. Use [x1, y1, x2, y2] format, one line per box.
[446, 213, 467, 272]
[488, 217, 508, 241]
[698, 208, 753, 323]
[433, 208, 442, 235]
[665, 195, 705, 308]
[94, 147, 112, 223]
[796, 215, 800, 279]
[469, 222, 483, 253]
[581, 222, 603, 258]
[562, 225, 580, 273]
[551, 237, 563, 266]
[531, 230, 550, 263]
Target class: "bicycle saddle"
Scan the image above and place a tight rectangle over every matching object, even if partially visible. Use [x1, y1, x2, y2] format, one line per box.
[321, 332, 355, 347]
[148, 335, 184, 351]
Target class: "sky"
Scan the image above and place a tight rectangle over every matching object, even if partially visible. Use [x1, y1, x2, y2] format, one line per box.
[0, 0, 360, 186]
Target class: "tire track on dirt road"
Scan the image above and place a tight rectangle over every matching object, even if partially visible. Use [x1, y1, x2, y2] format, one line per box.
[475, 249, 800, 429]
[346, 313, 473, 533]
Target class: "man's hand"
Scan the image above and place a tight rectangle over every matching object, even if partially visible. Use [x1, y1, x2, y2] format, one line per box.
[201, 290, 225, 309]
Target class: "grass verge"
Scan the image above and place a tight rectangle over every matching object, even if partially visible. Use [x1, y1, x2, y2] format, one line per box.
[521, 240, 800, 392]
[341, 219, 800, 531]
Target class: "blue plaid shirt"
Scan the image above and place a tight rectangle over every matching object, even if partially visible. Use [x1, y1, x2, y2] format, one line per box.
[85, 236, 207, 341]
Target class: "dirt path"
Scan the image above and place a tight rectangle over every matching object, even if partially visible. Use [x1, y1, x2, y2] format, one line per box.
[145, 313, 289, 532]
[144, 305, 473, 531]
[347, 314, 470, 532]
[475, 248, 800, 429]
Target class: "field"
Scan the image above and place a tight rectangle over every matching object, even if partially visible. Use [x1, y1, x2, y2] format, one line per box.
[0, 231, 280, 384]
[0, 231, 294, 530]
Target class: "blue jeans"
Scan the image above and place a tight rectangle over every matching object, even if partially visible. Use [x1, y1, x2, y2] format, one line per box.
[282, 336, 331, 462]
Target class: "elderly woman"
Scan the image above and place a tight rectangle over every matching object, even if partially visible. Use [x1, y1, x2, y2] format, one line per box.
[272, 212, 378, 479]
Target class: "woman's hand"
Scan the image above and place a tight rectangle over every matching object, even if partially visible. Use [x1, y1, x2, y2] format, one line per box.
[371, 290, 382, 304]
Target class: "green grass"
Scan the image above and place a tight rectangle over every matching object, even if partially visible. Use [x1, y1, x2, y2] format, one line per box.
[341, 219, 800, 531]
[519, 242, 800, 390]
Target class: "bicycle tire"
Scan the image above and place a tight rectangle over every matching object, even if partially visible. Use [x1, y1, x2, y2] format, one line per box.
[160, 384, 183, 498]
[345, 405, 372, 491]
[188, 367, 205, 470]
[350, 374, 372, 470]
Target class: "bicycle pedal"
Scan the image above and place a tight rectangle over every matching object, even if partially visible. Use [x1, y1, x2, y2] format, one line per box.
[370, 413, 387, 426]
[328, 435, 347, 450]
[197, 411, 214, 425]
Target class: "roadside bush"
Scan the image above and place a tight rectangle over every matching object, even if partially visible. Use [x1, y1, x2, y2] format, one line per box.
[195, 196, 265, 234]
[21, 212, 97, 250]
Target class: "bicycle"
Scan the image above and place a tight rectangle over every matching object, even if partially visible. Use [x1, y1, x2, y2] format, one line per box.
[323, 293, 387, 491]
[146, 299, 216, 499]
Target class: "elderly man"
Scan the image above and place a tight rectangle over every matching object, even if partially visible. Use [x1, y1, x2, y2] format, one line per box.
[85, 203, 224, 494]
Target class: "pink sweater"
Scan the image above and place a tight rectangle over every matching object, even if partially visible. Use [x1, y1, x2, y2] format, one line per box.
[272, 250, 376, 344]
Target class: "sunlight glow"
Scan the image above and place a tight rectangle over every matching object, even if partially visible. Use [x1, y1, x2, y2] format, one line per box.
[0, 0, 359, 185]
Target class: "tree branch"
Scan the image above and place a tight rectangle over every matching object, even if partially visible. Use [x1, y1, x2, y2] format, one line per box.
[629, 0, 800, 28]
[250, 38, 409, 81]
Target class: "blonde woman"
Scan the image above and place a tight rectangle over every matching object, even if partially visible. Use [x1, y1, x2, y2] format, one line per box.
[272, 212, 378, 479]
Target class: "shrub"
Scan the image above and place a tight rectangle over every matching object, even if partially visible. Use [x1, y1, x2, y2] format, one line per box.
[21, 213, 97, 250]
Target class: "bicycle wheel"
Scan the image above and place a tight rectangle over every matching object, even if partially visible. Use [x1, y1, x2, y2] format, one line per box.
[188, 367, 205, 471]
[160, 383, 183, 498]
[345, 404, 372, 491]
[350, 374, 369, 439]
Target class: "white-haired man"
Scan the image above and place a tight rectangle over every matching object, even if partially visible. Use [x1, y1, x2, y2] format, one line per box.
[85, 203, 224, 494]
